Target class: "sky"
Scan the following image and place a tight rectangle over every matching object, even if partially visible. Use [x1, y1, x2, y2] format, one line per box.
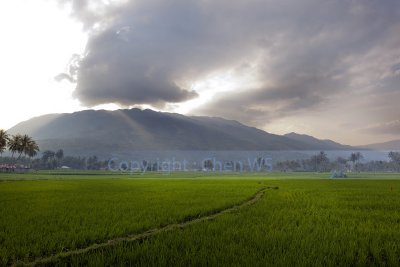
[1, 0, 400, 146]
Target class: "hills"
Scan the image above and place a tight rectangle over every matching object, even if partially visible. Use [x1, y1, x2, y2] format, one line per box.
[8, 108, 356, 156]
[284, 132, 354, 150]
[360, 140, 400, 150]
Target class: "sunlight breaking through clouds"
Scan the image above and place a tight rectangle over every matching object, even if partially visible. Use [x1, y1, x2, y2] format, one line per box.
[1, 0, 400, 145]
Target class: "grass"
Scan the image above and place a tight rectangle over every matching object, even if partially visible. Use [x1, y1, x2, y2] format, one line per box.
[56, 179, 400, 267]
[0, 174, 261, 266]
[1, 172, 400, 266]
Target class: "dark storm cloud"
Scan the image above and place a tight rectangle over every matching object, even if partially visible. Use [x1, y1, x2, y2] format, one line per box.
[58, 0, 400, 138]
[58, 0, 265, 106]
[194, 0, 400, 125]
[194, 77, 335, 126]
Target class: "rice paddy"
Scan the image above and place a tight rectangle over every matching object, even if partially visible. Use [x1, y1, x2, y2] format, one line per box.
[0, 172, 399, 266]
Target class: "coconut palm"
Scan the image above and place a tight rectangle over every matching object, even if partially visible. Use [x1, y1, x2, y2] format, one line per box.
[349, 152, 363, 171]
[8, 134, 23, 158]
[0, 129, 9, 156]
[7, 134, 40, 162]
[16, 135, 34, 160]
[349, 152, 363, 164]
[25, 140, 40, 168]
[26, 140, 40, 159]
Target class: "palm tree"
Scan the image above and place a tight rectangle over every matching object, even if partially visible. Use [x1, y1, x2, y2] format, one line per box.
[8, 134, 23, 159]
[311, 151, 329, 172]
[0, 129, 9, 156]
[349, 152, 363, 171]
[25, 140, 40, 168]
[26, 140, 40, 159]
[16, 135, 35, 160]
[7, 134, 40, 164]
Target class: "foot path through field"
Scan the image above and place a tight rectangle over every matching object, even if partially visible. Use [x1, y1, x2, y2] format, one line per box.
[16, 187, 270, 267]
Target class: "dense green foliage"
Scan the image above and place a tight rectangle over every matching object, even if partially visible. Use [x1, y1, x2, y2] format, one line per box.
[0, 172, 399, 266]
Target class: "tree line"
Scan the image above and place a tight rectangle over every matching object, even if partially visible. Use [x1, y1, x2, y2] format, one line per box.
[1, 129, 107, 170]
[2, 127, 400, 173]
[0, 129, 40, 160]
[30, 150, 108, 170]
[274, 151, 400, 172]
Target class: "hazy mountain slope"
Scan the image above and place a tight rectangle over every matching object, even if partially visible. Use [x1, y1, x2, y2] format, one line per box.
[8, 109, 356, 156]
[284, 132, 354, 150]
[360, 140, 400, 150]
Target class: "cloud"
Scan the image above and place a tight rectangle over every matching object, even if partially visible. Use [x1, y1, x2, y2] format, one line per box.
[190, 0, 400, 132]
[56, 0, 400, 143]
[54, 73, 75, 83]
[362, 120, 400, 135]
[59, 0, 264, 107]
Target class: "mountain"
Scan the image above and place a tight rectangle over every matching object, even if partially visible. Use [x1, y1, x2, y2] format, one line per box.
[360, 140, 400, 150]
[8, 108, 356, 156]
[284, 132, 354, 150]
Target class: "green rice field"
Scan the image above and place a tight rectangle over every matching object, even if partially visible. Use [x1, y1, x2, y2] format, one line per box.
[0, 172, 399, 266]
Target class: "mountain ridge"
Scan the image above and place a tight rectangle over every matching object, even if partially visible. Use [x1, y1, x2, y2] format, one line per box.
[8, 108, 358, 156]
[359, 139, 400, 150]
[284, 132, 354, 150]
